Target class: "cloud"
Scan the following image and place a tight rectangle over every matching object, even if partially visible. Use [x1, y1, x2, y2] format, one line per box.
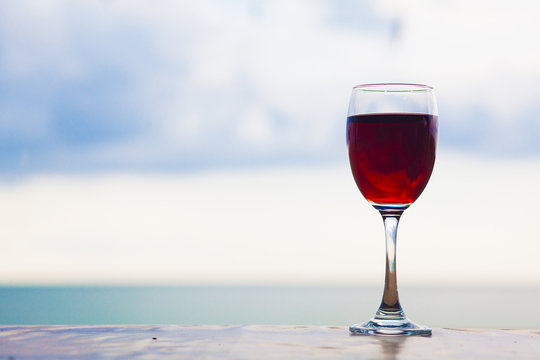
[1, 0, 540, 175]
[2, 154, 540, 285]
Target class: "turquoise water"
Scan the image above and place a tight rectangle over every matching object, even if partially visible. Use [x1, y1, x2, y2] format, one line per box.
[1, 286, 539, 328]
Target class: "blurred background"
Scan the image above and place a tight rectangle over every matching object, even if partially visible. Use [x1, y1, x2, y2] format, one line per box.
[1, 0, 540, 328]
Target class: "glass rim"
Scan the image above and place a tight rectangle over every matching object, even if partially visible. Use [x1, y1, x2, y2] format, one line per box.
[352, 83, 433, 92]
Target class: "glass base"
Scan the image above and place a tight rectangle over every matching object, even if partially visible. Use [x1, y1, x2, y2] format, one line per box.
[350, 317, 431, 336]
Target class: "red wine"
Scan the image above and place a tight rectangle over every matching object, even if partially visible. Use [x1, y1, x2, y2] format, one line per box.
[347, 113, 438, 205]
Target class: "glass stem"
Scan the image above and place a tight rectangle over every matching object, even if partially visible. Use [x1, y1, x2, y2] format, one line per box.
[376, 210, 405, 319]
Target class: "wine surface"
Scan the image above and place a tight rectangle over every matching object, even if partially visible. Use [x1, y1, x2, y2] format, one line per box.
[347, 113, 438, 205]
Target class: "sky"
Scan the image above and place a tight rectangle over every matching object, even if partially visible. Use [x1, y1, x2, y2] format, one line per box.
[1, 1, 540, 285]
[2, 153, 540, 285]
[1, 0, 540, 176]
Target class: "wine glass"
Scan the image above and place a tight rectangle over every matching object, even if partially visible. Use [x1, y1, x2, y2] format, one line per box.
[347, 83, 438, 336]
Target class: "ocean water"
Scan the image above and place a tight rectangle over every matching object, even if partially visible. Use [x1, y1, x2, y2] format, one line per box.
[1, 286, 539, 328]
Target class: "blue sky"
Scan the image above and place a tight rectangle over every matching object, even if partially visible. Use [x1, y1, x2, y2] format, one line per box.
[1, 0, 540, 175]
[3, 1, 540, 287]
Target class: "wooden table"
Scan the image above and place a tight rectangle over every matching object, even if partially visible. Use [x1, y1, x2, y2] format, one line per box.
[1, 325, 539, 359]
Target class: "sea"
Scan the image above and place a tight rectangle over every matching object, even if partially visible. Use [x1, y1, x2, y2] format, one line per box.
[1, 285, 539, 328]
